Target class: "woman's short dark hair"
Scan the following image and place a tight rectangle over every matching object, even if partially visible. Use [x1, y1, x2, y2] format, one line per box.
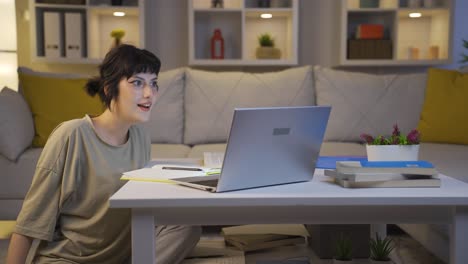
[85, 44, 161, 109]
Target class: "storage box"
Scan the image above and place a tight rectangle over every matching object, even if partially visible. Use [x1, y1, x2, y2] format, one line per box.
[348, 39, 393, 59]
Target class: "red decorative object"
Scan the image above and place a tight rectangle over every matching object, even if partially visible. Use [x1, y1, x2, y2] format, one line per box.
[210, 29, 224, 59]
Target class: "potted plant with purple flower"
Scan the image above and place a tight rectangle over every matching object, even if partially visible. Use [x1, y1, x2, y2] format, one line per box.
[360, 124, 421, 161]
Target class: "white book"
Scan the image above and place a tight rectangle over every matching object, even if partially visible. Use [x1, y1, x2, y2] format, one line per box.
[324, 170, 441, 188]
[335, 171, 436, 182]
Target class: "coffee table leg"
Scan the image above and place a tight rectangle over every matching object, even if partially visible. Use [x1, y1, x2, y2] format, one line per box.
[132, 209, 155, 264]
[450, 206, 468, 264]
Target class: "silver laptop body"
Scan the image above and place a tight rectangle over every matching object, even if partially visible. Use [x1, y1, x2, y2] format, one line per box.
[174, 106, 331, 192]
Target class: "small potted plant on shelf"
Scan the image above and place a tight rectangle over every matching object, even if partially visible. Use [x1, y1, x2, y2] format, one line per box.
[256, 33, 281, 59]
[360, 124, 421, 161]
[110, 29, 125, 48]
[460, 39, 468, 72]
[333, 233, 354, 264]
[369, 233, 395, 264]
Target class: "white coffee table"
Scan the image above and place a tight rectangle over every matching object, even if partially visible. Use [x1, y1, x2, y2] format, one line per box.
[110, 170, 468, 264]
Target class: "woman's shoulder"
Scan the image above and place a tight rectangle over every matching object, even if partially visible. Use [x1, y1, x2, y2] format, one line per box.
[50, 117, 90, 138]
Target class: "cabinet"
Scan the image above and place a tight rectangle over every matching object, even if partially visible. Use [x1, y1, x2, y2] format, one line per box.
[188, 0, 298, 66]
[30, 0, 144, 64]
[339, 0, 453, 66]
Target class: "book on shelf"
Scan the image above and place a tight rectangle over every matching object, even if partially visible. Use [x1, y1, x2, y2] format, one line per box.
[336, 160, 437, 176]
[356, 24, 384, 39]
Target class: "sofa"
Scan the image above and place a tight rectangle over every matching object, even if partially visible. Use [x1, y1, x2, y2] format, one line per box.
[1, 65, 467, 262]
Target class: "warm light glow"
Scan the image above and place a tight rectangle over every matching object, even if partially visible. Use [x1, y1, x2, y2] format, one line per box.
[260, 13, 272, 19]
[113, 12, 126, 17]
[409, 12, 422, 18]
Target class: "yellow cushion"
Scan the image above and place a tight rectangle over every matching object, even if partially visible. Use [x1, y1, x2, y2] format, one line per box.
[418, 68, 468, 144]
[19, 72, 104, 147]
[0, 221, 16, 239]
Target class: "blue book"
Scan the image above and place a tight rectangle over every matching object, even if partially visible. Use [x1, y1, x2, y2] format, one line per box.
[316, 156, 367, 169]
[336, 160, 437, 176]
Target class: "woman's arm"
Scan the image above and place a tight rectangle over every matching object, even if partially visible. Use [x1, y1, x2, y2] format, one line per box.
[6, 233, 33, 264]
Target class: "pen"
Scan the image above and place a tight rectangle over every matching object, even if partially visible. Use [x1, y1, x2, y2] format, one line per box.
[162, 166, 203, 171]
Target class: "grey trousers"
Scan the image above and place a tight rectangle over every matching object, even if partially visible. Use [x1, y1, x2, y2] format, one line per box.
[154, 225, 202, 264]
[125, 225, 202, 264]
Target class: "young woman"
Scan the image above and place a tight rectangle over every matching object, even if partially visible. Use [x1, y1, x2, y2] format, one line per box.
[7, 44, 201, 264]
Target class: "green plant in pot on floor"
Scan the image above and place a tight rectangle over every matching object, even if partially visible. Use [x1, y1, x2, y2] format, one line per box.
[256, 33, 281, 59]
[369, 233, 395, 264]
[333, 233, 354, 263]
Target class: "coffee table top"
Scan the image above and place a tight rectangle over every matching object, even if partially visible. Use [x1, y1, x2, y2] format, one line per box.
[110, 169, 468, 208]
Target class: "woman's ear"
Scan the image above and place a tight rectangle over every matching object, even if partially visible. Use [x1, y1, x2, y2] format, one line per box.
[104, 86, 109, 96]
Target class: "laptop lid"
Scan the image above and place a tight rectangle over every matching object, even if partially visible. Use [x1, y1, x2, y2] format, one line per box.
[215, 106, 331, 192]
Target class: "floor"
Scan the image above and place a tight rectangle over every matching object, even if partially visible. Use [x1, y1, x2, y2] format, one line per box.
[0, 232, 446, 264]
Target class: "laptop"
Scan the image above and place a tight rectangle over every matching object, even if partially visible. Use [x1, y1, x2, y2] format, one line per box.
[173, 106, 331, 192]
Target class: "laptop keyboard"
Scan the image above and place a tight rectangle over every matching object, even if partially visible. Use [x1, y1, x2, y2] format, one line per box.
[192, 179, 219, 187]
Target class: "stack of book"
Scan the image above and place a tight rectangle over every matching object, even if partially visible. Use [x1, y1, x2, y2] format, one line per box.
[325, 160, 440, 188]
[221, 224, 309, 252]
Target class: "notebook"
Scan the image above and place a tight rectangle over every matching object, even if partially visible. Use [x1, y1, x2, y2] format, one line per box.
[173, 106, 331, 192]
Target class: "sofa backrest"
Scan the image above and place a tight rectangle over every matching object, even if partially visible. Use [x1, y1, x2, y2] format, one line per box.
[182, 66, 315, 145]
[314, 66, 427, 142]
[144, 67, 186, 144]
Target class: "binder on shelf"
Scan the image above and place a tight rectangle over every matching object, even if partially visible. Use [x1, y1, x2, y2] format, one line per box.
[64, 12, 84, 58]
[43, 11, 62, 58]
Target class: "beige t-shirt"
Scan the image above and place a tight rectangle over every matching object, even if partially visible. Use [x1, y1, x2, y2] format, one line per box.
[15, 115, 150, 264]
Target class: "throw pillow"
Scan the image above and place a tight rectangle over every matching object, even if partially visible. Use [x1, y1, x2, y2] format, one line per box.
[0, 87, 35, 161]
[184, 66, 315, 145]
[418, 68, 468, 144]
[18, 68, 104, 147]
[143, 67, 185, 144]
[314, 66, 427, 142]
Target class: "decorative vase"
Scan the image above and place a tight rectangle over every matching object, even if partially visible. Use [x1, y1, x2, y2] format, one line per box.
[256, 47, 281, 59]
[366, 145, 420, 161]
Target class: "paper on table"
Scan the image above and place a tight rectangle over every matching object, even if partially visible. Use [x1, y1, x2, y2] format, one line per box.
[121, 164, 220, 182]
[204, 152, 224, 168]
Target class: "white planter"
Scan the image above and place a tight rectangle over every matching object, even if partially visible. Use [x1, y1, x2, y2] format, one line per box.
[366, 145, 420, 161]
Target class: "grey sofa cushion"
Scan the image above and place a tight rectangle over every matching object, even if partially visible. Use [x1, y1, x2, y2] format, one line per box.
[184, 66, 315, 145]
[188, 144, 227, 159]
[0, 87, 35, 161]
[144, 67, 185, 144]
[0, 148, 42, 199]
[315, 66, 427, 142]
[150, 144, 191, 159]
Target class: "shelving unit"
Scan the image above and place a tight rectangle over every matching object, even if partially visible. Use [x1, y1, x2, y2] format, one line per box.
[188, 0, 298, 66]
[30, 0, 144, 64]
[339, 0, 453, 66]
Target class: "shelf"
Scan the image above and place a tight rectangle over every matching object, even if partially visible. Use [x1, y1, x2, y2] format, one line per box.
[30, 0, 144, 63]
[339, 0, 452, 66]
[192, 0, 242, 9]
[188, 0, 298, 66]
